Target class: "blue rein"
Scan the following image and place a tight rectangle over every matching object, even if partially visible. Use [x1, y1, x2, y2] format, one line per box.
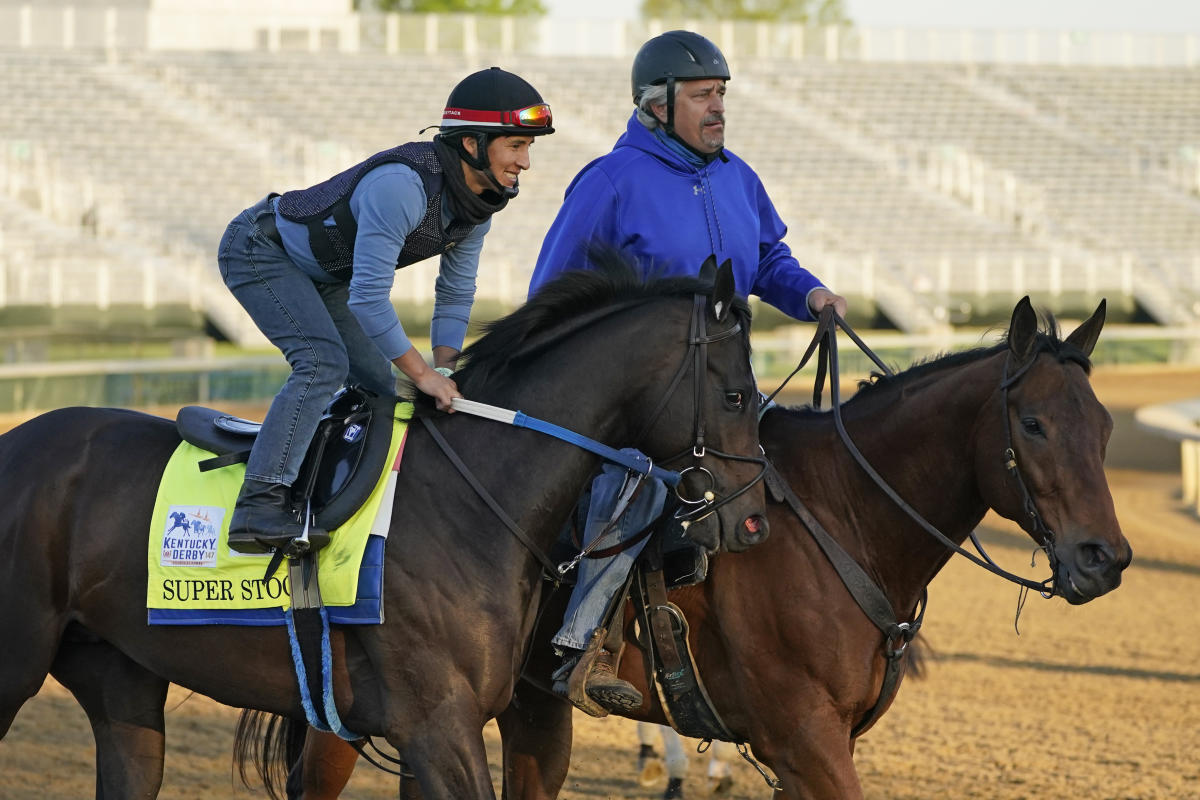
[449, 398, 681, 487]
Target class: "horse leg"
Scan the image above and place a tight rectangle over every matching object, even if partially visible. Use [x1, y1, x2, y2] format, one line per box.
[50, 638, 170, 799]
[381, 691, 496, 800]
[497, 682, 574, 800]
[277, 725, 441, 800]
[284, 728, 360, 800]
[749, 704, 863, 800]
[0, 599, 62, 740]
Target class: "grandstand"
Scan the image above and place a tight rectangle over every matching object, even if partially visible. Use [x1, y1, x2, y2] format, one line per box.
[1, 6, 1199, 351]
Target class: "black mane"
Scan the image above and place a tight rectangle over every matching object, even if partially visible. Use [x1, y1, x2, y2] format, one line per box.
[441, 250, 750, 400]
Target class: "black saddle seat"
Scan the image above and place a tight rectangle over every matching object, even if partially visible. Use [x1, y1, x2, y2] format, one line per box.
[175, 387, 400, 533]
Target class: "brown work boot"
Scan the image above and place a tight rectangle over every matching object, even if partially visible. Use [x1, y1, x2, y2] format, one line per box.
[584, 648, 643, 711]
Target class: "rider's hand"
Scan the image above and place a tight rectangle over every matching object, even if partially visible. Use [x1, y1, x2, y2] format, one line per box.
[808, 287, 848, 319]
[414, 369, 461, 413]
[393, 347, 462, 412]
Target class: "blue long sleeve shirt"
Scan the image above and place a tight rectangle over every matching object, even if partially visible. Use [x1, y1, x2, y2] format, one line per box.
[274, 163, 487, 360]
[530, 113, 824, 321]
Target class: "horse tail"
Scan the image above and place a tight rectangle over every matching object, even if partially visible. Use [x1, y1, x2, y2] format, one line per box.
[904, 632, 932, 680]
[233, 708, 307, 800]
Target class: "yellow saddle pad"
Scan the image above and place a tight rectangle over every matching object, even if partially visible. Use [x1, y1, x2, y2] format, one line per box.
[146, 402, 411, 623]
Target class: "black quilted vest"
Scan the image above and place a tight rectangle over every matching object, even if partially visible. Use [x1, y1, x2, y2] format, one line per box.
[276, 142, 475, 277]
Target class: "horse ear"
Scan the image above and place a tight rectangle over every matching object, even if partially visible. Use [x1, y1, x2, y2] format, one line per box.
[711, 259, 735, 322]
[1064, 298, 1106, 357]
[697, 254, 718, 284]
[1008, 296, 1039, 364]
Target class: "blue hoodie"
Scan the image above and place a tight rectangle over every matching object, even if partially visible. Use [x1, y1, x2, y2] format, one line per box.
[530, 112, 825, 321]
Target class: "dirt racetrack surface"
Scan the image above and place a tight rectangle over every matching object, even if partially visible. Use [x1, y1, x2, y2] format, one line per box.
[2, 365, 1199, 799]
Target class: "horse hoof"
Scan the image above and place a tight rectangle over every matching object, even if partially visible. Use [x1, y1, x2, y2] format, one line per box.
[638, 756, 666, 787]
[708, 775, 734, 796]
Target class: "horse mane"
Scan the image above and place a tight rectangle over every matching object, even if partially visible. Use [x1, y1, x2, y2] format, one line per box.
[413, 249, 750, 404]
[792, 313, 1092, 414]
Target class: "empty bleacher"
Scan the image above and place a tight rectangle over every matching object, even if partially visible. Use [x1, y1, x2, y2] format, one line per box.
[1, 46, 1198, 340]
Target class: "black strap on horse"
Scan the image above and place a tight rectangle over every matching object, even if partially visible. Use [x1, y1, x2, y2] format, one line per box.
[634, 536, 738, 742]
[763, 463, 925, 737]
[635, 292, 770, 526]
[418, 415, 562, 579]
[762, 307, 1066, 735]
[777, 307, 1057, 595]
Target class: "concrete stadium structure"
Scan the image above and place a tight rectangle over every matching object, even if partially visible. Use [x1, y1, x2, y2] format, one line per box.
[1, 3, 1198, 348]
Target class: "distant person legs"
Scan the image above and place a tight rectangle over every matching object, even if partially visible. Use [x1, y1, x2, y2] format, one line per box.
[637, 721, 666, 786]
[706, 740, 735, 796]
[636, 722, 687, 798]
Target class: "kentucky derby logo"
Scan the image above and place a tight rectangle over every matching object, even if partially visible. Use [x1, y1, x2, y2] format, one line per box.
[161, 505, 225, 567]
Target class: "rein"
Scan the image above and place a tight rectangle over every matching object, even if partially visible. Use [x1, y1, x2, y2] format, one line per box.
[752, 309, 1062, 746]
[420, 290, 766, 580]
[447, 399, 680, 486]
[774, 307, 1057, 596]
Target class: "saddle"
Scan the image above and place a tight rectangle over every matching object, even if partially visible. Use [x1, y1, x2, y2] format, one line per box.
[174, 386, 398, 534]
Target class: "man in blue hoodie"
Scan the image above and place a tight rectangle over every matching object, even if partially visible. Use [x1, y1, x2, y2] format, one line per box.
[534, 30, 846, 717]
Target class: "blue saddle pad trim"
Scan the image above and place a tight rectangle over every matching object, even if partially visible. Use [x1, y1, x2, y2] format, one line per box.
[147, 534, 386, 626]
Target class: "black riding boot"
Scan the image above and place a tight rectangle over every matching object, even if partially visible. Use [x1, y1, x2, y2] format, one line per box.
[226, 479, 306, 554]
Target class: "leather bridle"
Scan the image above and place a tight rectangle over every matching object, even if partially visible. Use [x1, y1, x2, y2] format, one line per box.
[767, 306, 1061, 597]
[634, 291, 769, 527]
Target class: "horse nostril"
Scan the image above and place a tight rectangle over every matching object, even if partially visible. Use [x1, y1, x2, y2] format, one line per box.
[1078, 542, 1111, 571]
[741, 514, 769, 545]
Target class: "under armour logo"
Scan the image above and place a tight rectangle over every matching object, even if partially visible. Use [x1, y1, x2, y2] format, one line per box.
[693, 184, 703, 195]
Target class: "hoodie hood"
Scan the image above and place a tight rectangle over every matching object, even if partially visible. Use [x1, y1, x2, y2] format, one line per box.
[613, 111, 713, 174]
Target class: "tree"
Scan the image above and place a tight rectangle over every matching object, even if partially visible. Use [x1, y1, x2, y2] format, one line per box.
[372, 0, 547, 14]
[640, 0, 848, 25]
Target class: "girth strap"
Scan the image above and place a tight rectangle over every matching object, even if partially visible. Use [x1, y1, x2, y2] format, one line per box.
[636, 538, 737, 742]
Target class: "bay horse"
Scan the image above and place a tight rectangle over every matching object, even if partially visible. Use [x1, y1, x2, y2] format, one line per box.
[253, 297, 1131, 799]
[0, 260, 770, 799]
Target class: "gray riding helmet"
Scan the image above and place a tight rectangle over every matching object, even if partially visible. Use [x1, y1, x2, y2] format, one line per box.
[630, 30, 730, 134]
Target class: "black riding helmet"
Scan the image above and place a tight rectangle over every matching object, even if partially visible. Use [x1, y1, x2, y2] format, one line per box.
[438, 67, 554, 174]
[631, 30, 730, 136]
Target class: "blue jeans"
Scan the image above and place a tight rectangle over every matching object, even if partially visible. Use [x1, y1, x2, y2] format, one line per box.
[552, 457, 669, 651]
[217, 196, 395, 487]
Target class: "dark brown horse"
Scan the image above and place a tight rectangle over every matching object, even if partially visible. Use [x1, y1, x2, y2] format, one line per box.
[0, 262, 770, 799]
[256, 297, 1131, 799]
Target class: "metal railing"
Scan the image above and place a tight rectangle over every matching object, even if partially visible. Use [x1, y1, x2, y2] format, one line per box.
[2, 325, 1199, 416]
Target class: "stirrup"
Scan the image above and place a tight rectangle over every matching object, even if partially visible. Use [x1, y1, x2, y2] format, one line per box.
[562, 628, 612, 718]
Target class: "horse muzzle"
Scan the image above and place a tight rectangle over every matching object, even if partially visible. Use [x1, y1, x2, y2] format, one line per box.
[1055, 538, 1132, 604]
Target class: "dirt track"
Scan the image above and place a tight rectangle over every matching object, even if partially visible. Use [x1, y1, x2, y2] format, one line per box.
[2, 365, 1199, 799]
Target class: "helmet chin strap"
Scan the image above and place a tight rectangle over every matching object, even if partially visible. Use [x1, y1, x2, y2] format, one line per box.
[473, 165, 519, 199]
[665, 77, 676, 136]
[453, 133, 519, 198]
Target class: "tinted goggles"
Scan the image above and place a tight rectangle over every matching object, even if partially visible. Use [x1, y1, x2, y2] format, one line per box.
[505, 103, 553, 128]
[442, 103, 554, 130]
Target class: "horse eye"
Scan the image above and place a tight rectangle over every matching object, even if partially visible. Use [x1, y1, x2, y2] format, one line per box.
[1021, 417, 1043, 436]
[725, 391, 745, 409]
